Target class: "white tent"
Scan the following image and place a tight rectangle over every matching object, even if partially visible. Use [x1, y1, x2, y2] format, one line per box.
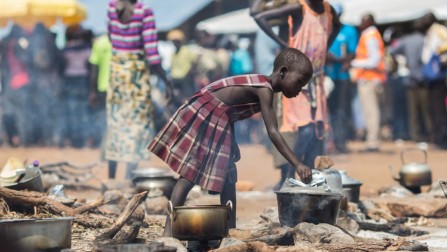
[196, 9, 258, 34]
[196, 0, 447, 34]
[329, 0, 447, 25]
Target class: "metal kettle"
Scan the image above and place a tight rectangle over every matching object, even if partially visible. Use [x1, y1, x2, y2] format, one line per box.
[389, 148, 432, 189]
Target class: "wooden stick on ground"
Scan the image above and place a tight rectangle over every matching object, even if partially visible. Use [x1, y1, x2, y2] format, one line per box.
[0, 187, 75, 216]
[73, 197, 109, 215]
[96, 191, 148, 241]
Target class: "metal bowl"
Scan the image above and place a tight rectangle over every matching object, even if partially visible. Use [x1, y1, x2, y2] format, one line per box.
[131, 168, 177, 198]
[0, 217, 73, 251]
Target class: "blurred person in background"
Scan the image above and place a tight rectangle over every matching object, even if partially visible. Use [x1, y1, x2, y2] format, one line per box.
[0, 25, 32, 147]
[389, 19, 431, 145]
[88, 33, 112, 149]
[29, 23, 63, 146]
[61, 25, 91, 148]
[193, 29, 226, 90]
[104, 0, 172, 179]
[351, 14, 387, 153]
[421, 12, 447, 149]
[253, 0, 340, 190]
[228, 36, 259, 145]
[325, 3, 359, 154]
[167, 29, 198, 109]
[384, 25, 410, 144]
[228, 37, 254, 76]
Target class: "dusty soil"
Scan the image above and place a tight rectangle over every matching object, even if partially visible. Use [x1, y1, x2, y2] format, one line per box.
[1, 141, 447, 250]
[1, 140, 446, 195]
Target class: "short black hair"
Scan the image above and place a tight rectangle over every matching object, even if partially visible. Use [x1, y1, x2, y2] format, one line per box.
[273, 48, 313, 78]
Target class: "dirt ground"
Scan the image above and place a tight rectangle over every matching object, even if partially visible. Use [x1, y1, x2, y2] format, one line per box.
[1, 141, 446, 220]
[1, 141, 447, 250]
[1, 140, 446, 191]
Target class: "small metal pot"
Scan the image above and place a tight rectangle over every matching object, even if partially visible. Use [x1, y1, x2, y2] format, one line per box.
[339, 170, 362, 203]
[3, 170, 44, 192]
[0, 217, 73, 251]
[168, 201, 232, 241]
[275, 187, 343, 227]
[132, 168, 177, 198]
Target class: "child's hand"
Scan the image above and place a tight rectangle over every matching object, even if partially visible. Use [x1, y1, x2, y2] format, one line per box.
[295, 164, 312, 184]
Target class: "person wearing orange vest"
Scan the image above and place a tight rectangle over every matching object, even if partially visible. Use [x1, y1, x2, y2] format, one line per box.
[351, 14, 386, 152]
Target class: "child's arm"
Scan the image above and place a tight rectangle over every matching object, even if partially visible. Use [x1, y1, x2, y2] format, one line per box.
[252, 3, 299, 48]
[257, 88, 312, 183]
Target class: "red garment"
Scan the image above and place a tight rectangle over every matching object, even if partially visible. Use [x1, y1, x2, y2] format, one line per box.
[148, 74, 272, 192]
[7, 40, 29, 90]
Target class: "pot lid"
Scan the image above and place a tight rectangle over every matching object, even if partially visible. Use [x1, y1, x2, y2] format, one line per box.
[276, 186, 344, 196]
[131, 167, 174, 178]
[338, 170, 362, 186]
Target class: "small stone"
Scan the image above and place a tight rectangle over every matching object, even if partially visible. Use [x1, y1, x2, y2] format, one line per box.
[337, 211, 360, 234]
[144, 196, 169, 215]
[155, 237, 187, 252]
[218, 238, 245, 248]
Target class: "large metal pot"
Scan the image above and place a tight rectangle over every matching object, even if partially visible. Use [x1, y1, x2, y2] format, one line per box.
[312, 169, 343, 193]
[168, 201, 232, 241]
[275, 187, 343, 227]
[339, 170, 362, 203]
[132, 168, 177, 198]
[0, 217, 73, 251]
[389, 148, 432, 192]
[312, 169, 346, 209]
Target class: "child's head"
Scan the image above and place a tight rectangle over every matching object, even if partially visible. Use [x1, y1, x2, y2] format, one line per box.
[272, 48, 313, 98]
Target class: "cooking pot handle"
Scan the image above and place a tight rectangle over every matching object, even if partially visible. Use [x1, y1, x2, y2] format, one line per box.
[226, 200, 233, 220]
[167, 201, 176, 221]
[440, 181, 447, 198]
[401, 148, 427, 165]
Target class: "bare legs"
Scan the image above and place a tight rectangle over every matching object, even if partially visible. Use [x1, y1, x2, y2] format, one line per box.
[162, 177, 195, 237]
[108, 161, 138, 179]
[220, 177, 236, 228]
[108, 160, 117, 179]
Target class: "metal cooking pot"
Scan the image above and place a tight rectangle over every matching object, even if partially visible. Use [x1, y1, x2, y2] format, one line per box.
[3, 170, 44, 192]
[132, 168, 177, 198]
[0, 217, 73, 251]
[389, 148, 432, 188]
[168, 201, 232, 241]
[339, 170, 362, 203]
[312, 169, 346, 209]
[275, 187, 343, 227]
[312, 169, 343, 193]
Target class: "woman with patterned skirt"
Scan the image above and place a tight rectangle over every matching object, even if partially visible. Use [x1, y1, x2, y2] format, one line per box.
[105, 0, 172, 179]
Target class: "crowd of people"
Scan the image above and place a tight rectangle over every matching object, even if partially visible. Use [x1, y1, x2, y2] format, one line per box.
[0, 1, 446, 156]
[0, 23, 99, 148]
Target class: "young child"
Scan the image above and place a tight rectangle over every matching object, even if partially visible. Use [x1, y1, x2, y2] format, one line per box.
[148, 48, 313, 236]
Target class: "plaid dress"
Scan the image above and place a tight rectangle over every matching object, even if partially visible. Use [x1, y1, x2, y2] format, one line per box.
[148, 74, 272, 192]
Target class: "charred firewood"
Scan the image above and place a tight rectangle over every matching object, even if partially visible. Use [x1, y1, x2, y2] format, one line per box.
[358, 218, 428, 237]
[0, 187, 75, 215]
[95, 191, 147, 245]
